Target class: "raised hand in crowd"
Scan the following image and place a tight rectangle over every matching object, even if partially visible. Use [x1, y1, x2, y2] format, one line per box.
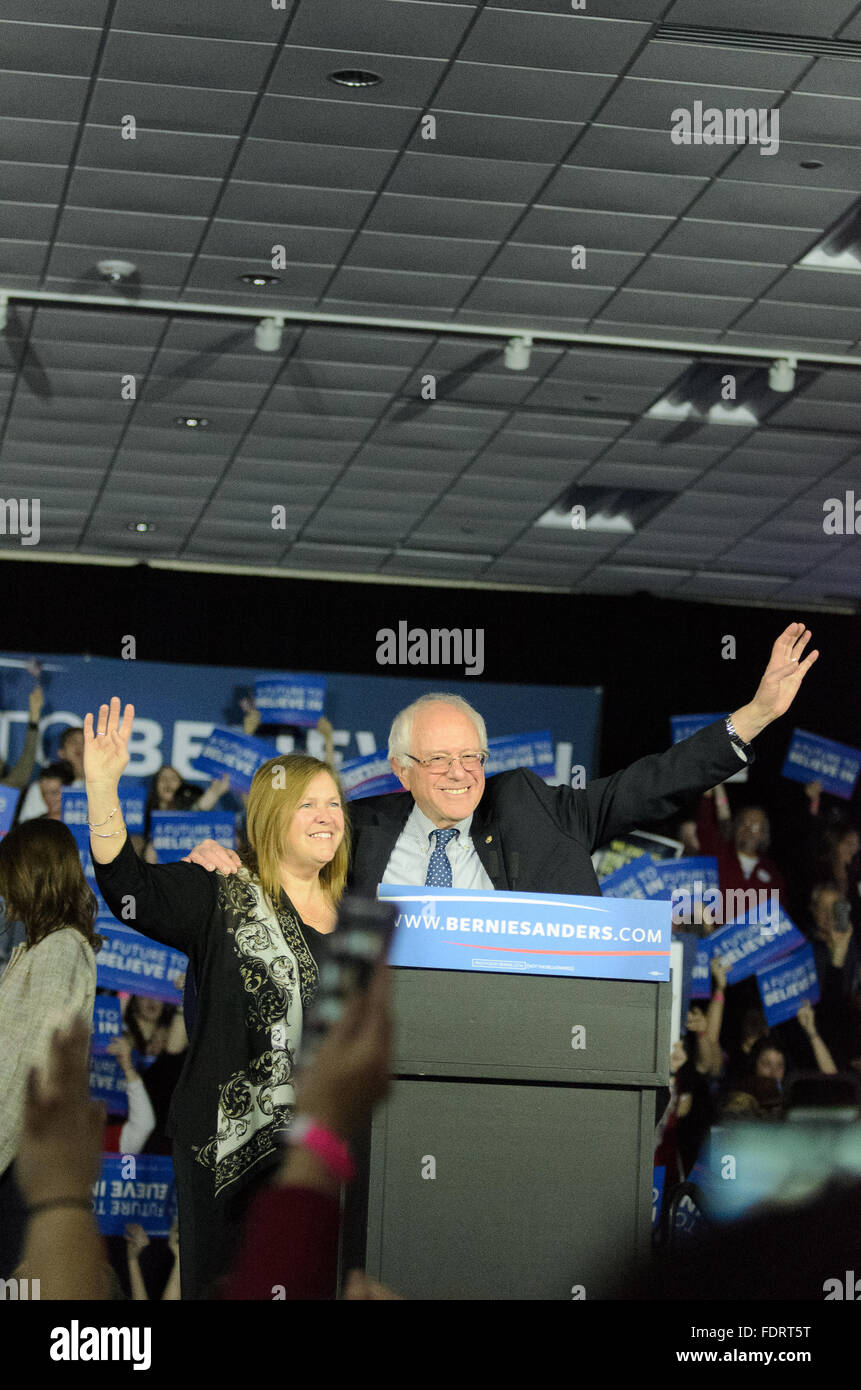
[106, 1033, 138, 1084]
[13, 1015, 109, 1299]
[28, 683, 44, 724]
[125, 1222, 150, 1301]
[240, 696, 261, 737]
[797, 1000, 838, 1075]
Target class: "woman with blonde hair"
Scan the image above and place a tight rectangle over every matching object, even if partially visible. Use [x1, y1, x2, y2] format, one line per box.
[84, 697, 349, 1299]
[0, 818, 101, 1276]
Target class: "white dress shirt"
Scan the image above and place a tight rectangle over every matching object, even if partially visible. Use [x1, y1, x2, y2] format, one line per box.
[381, 802, 495, 890]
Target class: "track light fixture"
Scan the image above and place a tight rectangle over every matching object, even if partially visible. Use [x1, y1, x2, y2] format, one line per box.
[255, 315, 284, 352]
[504, 334, 532, 370]
[768, 357, 796, 392]
[96, 259, 138, 283]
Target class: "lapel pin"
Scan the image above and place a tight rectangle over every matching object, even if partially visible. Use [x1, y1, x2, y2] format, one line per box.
[485, 835, 493, 843]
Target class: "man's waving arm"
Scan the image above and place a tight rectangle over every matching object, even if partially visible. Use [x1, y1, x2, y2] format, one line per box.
[546, 623, 819, 850]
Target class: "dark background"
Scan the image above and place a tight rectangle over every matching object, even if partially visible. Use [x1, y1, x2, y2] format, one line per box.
[2, 555, 859, 855]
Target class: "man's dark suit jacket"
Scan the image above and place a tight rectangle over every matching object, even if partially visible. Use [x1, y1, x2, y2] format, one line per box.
[347, 718, 751, 895]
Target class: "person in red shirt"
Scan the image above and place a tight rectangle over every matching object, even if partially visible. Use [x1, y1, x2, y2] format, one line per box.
[696, 784, 788, 917]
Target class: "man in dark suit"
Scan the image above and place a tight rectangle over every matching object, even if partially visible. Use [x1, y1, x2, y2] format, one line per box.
[186, 623, 818, 897]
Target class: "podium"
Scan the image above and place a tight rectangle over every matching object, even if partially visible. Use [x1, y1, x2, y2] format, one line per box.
[339, 888, 673, 1300]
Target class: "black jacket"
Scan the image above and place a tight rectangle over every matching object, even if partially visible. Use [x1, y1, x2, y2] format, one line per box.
[348, 718, 750, 894]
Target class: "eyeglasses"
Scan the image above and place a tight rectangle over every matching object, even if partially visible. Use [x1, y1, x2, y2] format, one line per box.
[403, 751, 488, 774]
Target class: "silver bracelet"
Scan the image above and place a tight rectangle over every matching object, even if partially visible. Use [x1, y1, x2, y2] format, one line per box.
[88, 805, 117, 829]
[91, 826, 126, 838]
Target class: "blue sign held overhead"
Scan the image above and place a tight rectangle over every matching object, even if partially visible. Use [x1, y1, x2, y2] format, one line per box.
[756, 944, 820, 1027]
[378, 884, 672, 983]
[150, 811, 236, 864]
[92, 1154, 178, 1237]
[193, 727, 273, 796]
[781, 728, 861, 801]
[701, 904, 804, 985]
[254, 674, 326, 728]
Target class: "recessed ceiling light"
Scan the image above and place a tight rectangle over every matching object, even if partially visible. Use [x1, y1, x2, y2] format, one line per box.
[328, 69, 382, 88]
[128, 521, 154, 533]
[239, 273, 281, 286]
[175, 415, 208, 428]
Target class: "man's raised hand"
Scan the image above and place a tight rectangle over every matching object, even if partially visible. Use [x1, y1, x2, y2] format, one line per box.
[83, 696, 135, 785]
[731, 623, 820, 743]
[750, 623, 818, 723]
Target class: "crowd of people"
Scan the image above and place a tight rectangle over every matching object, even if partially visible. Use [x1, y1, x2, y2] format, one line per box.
[655, 780, 861, 1201]
[0, 621, 858, 1300]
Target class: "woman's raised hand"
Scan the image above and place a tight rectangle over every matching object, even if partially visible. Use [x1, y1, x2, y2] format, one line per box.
[83, 696, 135, 787]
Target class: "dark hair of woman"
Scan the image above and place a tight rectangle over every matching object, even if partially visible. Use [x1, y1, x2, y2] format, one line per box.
[0, 819, 102, 952]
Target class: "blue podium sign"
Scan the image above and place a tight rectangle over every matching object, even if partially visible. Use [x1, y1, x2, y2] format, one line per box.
[378, 885, 671, 982]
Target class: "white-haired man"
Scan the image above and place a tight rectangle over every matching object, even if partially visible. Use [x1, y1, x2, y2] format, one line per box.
[186, 624, 817, 897]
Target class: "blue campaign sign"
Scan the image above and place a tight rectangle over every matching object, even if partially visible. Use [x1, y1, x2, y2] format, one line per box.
[89, 1052, 128, 1115]
[781, 728, 861, 801]
[756, 944, 820, 1027]
[671, 714, 726, 744]
[62, 786, 145, 833]
[690, 944, 712, 1000]
[254, 674, 326, 727]
[654, 856, 720, 901]
[379, 884, 672, 982]
[0, 785, 16, 838]
[92, 1154, 178, 1237]
[92, 994, 123, 1054]
[485, 731, 555, 779]
[341, 751, 402, 801]
[96, 920, 187, 1004]
[192, 727, 273, 795]
[652, 1165, 666, 1230]
[598, 855, 664, 900]
[150, 810, 236, 863]
[702, 904, 804, 985]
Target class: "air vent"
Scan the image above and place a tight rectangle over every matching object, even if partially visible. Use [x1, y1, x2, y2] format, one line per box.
[654, 24, 861, 60]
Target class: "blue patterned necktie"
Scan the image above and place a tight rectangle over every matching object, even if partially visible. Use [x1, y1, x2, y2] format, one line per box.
[425, 827, 459, 887]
